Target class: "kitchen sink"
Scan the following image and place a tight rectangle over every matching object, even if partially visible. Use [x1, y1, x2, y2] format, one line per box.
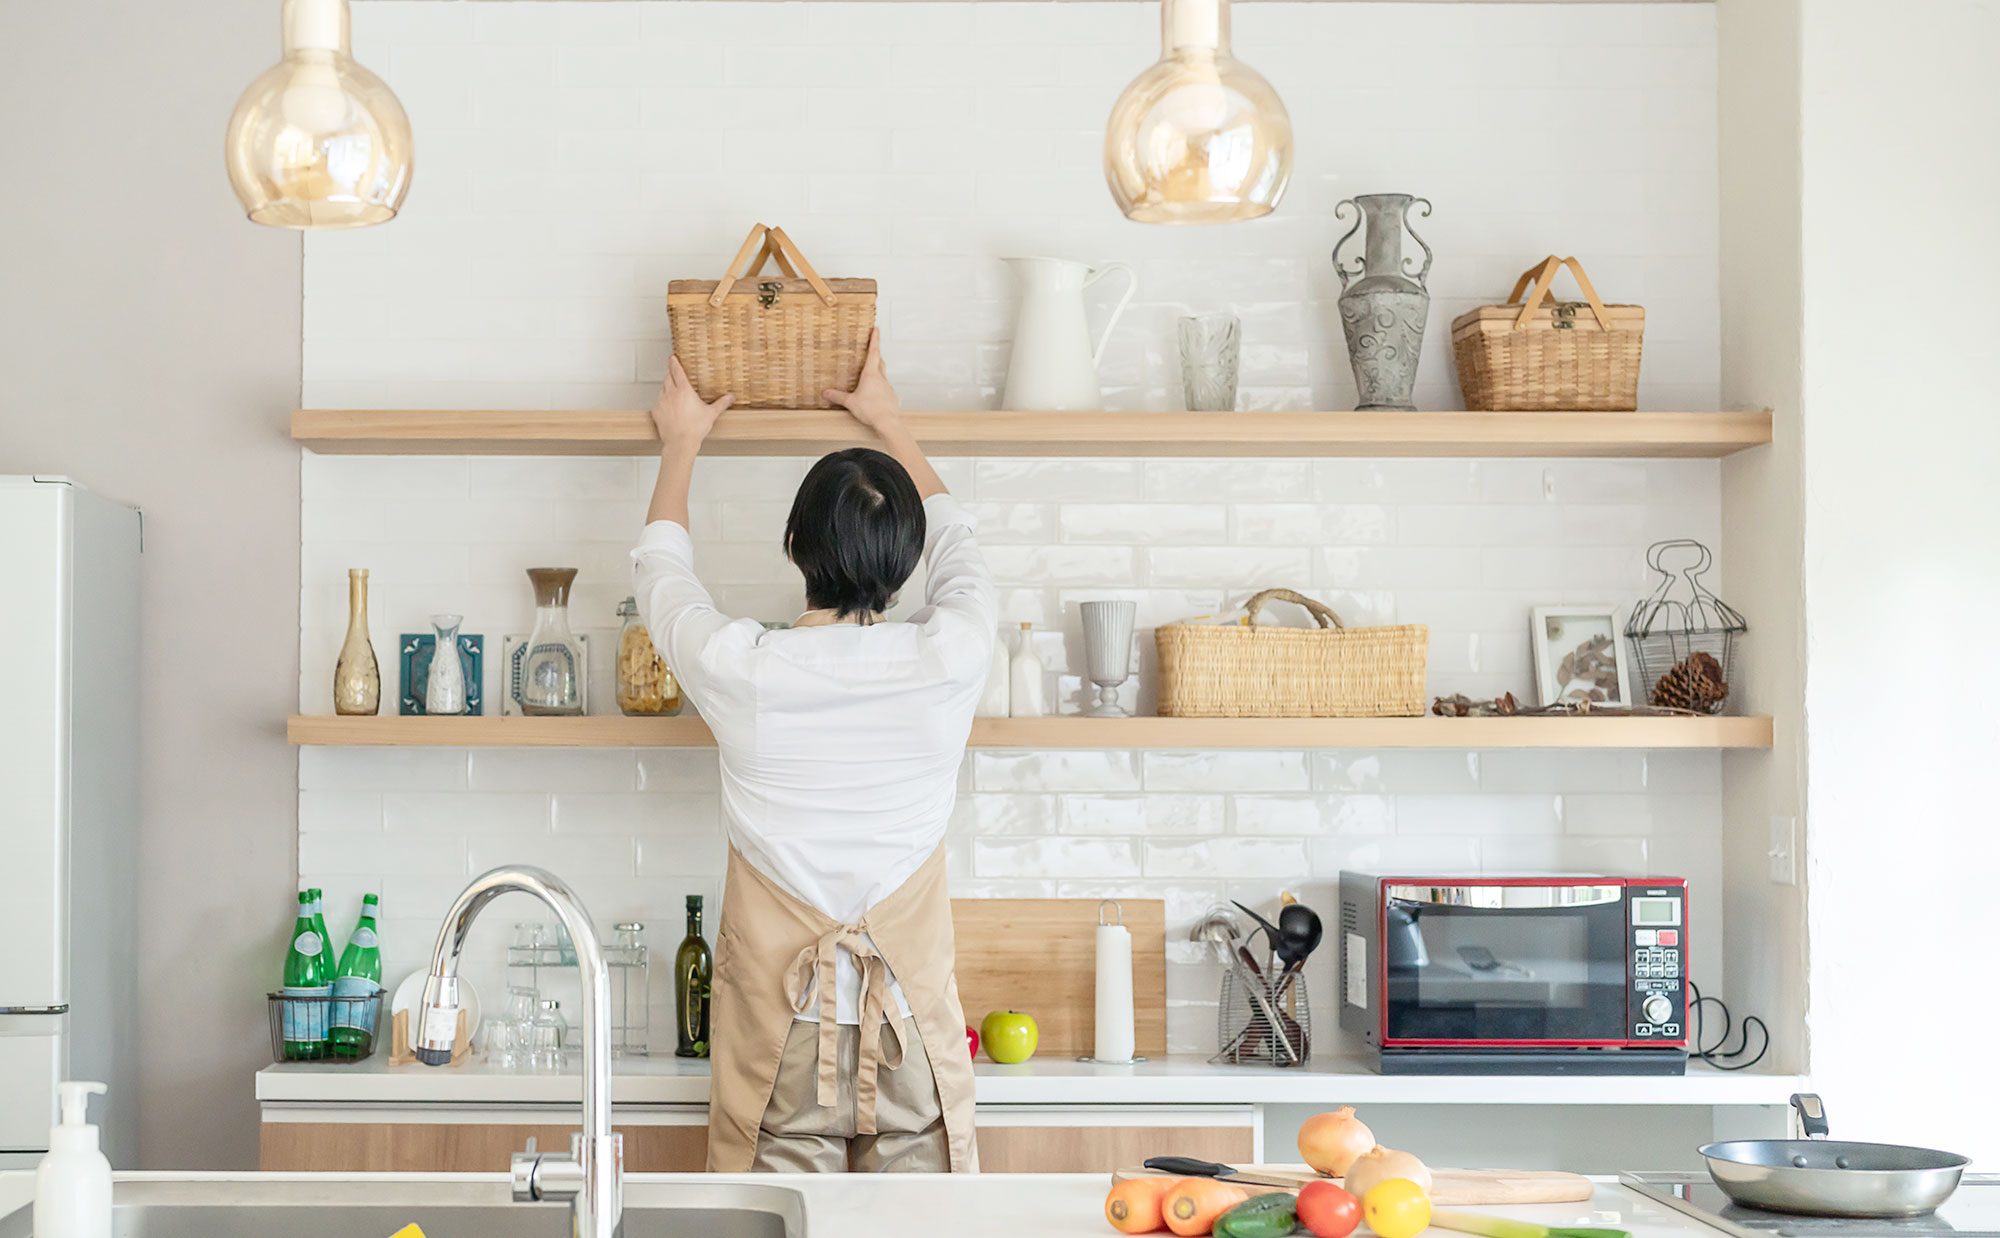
[0, 1179, 805, 1238]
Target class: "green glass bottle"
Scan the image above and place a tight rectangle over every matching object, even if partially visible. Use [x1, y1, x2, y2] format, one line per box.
[673, 895, 712, 1059]
[307, 888, 331, 963]
[281, 891, 332, 1060]
[329, 893, 383, 1057]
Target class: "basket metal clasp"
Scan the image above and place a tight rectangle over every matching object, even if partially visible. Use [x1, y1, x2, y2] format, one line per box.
[1551, 301, 1578, 330]
[756, 280, 782, 308]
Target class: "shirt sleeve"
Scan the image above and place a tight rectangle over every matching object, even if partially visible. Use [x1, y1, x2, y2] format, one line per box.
[909, 494, 997, 677]
[630, 519, 738, 708]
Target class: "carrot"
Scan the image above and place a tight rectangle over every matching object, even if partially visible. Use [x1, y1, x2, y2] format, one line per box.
[1164, 1178, 1249, 1237]
[1106, 1178, 1174, 1233]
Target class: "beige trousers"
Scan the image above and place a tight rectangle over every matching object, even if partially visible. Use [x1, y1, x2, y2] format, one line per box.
[751, 1016, 949, 1172]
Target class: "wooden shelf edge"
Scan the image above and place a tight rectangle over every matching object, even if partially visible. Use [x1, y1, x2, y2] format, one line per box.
[292, 408, 1774, 459]
[287, 714, 1774, 751]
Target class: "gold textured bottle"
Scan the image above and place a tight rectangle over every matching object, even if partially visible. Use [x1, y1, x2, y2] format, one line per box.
[333, 568, 380, 715]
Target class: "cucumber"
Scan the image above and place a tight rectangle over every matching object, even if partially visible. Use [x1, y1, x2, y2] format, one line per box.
[1214, 1192, 1299, 1238]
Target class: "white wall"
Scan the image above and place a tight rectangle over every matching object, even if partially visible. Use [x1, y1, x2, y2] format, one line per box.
[1796, 0, 2000, 1163]
[0, 0, 302, 1169]
[298, 1, 1736, 1058]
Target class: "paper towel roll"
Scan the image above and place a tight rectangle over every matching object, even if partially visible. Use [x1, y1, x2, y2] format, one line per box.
[1094, 920, 1136, 1063]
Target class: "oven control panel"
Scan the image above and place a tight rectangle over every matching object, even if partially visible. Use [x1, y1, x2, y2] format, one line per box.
[1628, 889, 1686, 1043]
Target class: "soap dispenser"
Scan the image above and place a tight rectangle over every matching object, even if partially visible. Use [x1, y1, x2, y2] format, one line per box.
[35, 1081, 112, 1238]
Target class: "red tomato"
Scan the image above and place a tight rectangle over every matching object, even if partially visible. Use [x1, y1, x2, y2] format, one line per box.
[966, 1025, 980, 1059]
[1295, 1180, 1360, 1238]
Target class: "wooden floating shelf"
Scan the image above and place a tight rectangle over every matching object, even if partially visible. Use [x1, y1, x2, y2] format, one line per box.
[287, 714, 1774, 750]
[291, 408, 1772, 459]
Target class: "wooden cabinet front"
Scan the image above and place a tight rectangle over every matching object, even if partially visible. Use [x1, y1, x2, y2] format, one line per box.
[260, 1122, 708, 1173]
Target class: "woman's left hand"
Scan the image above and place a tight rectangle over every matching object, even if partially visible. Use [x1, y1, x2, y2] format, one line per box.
[651, 356, 734, 448]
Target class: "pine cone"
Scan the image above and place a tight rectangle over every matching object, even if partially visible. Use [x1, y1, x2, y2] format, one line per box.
[1649, 651, 1728, 712]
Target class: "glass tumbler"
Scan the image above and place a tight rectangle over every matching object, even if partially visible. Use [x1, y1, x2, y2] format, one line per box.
[1178, 313, 1241, 411]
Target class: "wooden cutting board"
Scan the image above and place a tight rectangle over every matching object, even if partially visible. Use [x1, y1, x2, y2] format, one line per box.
[952, 899, 1166, 1058]
[1111, 1164, 1594, 1206]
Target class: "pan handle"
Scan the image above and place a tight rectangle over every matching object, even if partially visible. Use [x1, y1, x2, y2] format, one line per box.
[1790, 1093, 1830, 1140]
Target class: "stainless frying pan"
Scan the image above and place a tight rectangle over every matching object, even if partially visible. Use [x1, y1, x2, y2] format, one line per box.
[1697, 1094, 1970, 1218]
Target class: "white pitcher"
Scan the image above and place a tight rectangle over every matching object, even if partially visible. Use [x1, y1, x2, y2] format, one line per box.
[1000, 256, 1137, 410]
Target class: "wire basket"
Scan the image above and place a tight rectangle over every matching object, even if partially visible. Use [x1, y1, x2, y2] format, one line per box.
[1214, 964, 1312, 1066]
[268, 989, 383, 1064]
[1624, 539, 1747, 715]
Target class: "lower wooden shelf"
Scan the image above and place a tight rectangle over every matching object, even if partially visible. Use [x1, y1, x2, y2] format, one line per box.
[286, 713, 1774, 750]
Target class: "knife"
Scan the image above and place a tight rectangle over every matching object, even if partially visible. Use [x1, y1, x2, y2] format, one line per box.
[1141, 1157, 1316, 1190]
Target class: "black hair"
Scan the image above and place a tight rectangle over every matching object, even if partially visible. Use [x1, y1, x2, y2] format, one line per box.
[784, 448, 925, 620]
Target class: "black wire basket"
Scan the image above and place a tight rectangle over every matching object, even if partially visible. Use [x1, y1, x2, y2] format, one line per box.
[268, 989, 384, 1064]
[1623, 540, 1746, 715]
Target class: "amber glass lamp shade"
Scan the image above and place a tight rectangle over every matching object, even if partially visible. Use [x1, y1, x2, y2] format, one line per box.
[1104, 0, 1292, 224]
[225, 0, 412, 229]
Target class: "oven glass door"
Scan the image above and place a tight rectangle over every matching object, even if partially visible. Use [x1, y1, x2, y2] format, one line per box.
[1382, 884, 1628, 1044]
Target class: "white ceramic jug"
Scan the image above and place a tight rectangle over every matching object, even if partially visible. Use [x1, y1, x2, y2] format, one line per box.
[1000, 256, 1137, 410]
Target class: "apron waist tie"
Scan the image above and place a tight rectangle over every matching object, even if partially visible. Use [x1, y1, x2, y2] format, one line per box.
[781, 923, 909, 1136]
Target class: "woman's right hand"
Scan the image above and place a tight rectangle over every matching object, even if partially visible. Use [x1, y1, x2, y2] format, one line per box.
[824, 329, 901, 431]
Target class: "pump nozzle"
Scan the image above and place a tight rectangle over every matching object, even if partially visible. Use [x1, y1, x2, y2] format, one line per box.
[56, 1082, 107, 1128]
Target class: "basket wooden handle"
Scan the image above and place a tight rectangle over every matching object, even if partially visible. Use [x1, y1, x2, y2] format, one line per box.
[1243, 588, 1345, 630]
[707, 224, 838, 308]
[1506, 255, 1614, 332]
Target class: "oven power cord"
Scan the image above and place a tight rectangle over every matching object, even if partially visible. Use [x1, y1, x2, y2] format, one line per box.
[1686, 980, 1769, 1071]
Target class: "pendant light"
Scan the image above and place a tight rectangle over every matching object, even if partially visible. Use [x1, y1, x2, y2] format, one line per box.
[1104, 0, 1292, 224]
[224, 0, 413, 229]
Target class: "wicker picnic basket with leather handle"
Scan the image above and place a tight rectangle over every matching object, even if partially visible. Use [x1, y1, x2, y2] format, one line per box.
[1450, 255, 1645, 411]
[667, 223, 876, 409]
[1155, 589, 1429, 718]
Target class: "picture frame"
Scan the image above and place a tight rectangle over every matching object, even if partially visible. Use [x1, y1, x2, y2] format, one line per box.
[1531, 606, 1633, 708]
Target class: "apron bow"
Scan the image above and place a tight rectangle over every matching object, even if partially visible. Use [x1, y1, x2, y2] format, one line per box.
[781, 922, 909, 1136]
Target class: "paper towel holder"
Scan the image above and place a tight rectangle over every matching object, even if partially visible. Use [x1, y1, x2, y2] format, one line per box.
[1077, 899, 1148, 1066]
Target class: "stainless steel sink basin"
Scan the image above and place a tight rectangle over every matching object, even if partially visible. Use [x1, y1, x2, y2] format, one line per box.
[0, 1179, 805, 1238]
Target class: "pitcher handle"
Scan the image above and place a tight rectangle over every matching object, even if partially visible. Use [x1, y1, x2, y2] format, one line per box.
[1085, 262, 1137, 368]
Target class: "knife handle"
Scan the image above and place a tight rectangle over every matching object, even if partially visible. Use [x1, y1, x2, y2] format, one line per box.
[1144, 1156, 1236, 1179]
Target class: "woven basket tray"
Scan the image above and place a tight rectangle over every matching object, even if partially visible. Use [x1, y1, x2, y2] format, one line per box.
[1450, 255, 1644, 411]
[1156, 589, 1429, 719]
[667, 223, 876, 409]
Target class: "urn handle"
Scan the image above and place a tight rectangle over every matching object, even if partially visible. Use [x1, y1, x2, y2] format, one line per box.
[1403, 198, 1434, 291]
[1330, 199, 1364, 291]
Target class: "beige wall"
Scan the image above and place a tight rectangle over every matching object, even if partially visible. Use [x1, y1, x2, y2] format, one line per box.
[0, 0, 301, 1168]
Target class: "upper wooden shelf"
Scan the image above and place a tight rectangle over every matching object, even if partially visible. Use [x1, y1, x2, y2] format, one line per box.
[287, 714, 1774, 750]
[291, 408, 1773, 459]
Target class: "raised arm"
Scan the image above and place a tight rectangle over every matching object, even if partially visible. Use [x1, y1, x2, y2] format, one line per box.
[646, 355, 735, 526]
[824, 329, 946, 498]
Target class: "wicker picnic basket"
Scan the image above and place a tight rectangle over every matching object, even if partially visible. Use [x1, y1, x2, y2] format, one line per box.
[1155, 589, 1429, 718]
[667, 223, 876, 409]
[1451, 255, 1645, 411]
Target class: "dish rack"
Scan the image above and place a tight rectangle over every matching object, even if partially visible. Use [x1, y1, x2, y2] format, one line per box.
[1213, 939, 1312, 1066]
[508, 928, 651, 1058]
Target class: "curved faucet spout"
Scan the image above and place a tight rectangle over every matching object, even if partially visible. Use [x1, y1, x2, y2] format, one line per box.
[417, 865, 621, 1238]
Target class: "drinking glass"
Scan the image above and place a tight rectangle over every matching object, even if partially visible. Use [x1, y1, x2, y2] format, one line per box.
[528, 1000, 569, 1073]
[1178, 313, 1241, 411]
[480, 1019, 516, 1071]
[1079, 600, 1138, 716]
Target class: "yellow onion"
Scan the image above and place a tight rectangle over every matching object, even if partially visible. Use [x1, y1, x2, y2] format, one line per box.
[1298, 1105, 1375, 1176]
[1342, 1146, 1433, 1199]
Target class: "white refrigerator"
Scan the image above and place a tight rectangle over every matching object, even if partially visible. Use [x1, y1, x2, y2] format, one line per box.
[0, 477, 139, 1168]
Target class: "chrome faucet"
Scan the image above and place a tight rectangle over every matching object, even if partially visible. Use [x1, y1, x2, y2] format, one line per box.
[418, 867, 622, 1238]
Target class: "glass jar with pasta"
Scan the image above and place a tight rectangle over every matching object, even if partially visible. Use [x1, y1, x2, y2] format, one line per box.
[615, 597, 681, 716]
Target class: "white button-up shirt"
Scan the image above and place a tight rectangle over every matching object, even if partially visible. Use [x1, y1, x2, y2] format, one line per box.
[632, 494, 996, 1023]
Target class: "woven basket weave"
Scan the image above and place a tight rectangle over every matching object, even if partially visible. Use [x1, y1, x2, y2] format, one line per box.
[667, 223, 876, 409]
[1450, 255, 1644, 411]
[1156, 589, 1429, 719]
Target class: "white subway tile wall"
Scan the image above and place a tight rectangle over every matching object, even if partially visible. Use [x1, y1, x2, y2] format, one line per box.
[299, 2, 1726, 1053]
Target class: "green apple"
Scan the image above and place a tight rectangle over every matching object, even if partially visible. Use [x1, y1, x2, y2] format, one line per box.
[979, 1010, 1038, 1064]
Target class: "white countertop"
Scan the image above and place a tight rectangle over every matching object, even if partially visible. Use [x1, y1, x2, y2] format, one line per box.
[256, 1053, 1805, 1108]
[0, 1173, 1730, 1238]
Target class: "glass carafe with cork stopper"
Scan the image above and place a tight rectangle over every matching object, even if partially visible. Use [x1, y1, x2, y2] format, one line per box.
[521, 567, 584, 716]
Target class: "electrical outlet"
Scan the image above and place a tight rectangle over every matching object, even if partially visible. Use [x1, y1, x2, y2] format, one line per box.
[1768, 815, 1797, 885]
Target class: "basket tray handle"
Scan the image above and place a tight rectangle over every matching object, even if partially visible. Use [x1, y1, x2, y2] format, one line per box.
[707, 223, 838, 308]
[1505, 255, 1614, 332]
[1244, 587, 1345, 630]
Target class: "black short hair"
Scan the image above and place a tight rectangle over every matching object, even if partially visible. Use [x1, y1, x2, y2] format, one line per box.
[784, 448, 925, 619]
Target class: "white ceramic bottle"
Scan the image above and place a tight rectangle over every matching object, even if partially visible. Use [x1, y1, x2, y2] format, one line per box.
[976, 625, 1011, 718]
[1008, 622, 1047, 717]
[35, 1082, 112, 1238]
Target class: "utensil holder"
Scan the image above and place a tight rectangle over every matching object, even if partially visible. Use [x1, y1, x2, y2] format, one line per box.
[1214, 964, 1311, 1066]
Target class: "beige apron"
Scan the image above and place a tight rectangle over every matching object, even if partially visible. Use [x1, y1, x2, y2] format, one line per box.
[706, 843, 979, 1173]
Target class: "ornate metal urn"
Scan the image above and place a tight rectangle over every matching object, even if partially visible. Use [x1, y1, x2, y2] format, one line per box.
[1333, 194, 1433, 411]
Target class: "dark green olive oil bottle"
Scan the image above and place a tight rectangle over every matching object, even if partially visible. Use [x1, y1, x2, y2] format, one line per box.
[673, 895, 713, 1058]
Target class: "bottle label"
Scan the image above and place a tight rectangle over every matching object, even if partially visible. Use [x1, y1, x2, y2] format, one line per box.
[329, 976, 382, 1033]
[281, 985, 333, 1043]
[349, 927, 378, 949]
[293, 931, 323, 957]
